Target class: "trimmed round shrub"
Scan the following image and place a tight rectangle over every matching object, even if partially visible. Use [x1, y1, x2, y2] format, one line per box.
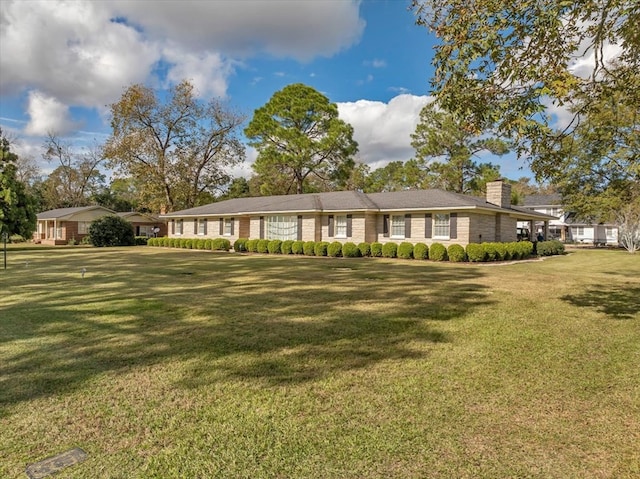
[466, 243, 486, 262]
[314, 241, 329, 257]
[212, 238, 231, 251]
[88, 215, 135, 247]
[268, 239, 282, 254]
[246, 239, 258, 253]
[204, 239, 213, 250]
[134, 236, 148, 245]
[518, 241, 534, 258]
[257, 239, 270, 253]
[382, 242, 397, 258]
[483, 242, 499, 261]
[162, 237, 171, 247]
[185, 239, 194, 249]
[196, 239, 207, 250]
[506, 242, 520, 259]
[281, 240, 294, 255]
[357, 242, 371, 257]
[328, 241, 343, 257]
[179, 238, 187, 248]
[494, 242, 508, 261]
[342, 242, 360, 258]
[303, 241, 316, 256]
[429, 242, 448, 261]
[234, 238, 248, 252]
[552, 240, 565, 255]
[413, 242, 428, 260]
[370, 242, 383, 257]
[147, 238, 156, 246]
[397, 242, 414, 259]
[448, 244, 467, 262]
[292, 240, 305, 255]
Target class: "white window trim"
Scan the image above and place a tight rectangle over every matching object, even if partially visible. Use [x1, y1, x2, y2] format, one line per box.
[433, 213, 450, 240]
[335, 215, 348, 238]
[224, 218, 233, 236]
[175, 219, 183, 235]
[197, 218, 206, 235]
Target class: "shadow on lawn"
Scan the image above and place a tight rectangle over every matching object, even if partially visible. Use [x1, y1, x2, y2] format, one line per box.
[0, 249, 494, 410]
[561, 283, 640, 320]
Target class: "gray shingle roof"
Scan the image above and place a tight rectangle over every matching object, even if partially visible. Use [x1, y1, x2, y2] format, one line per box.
[36, 206, 115, 220]
[523, 194, 562, 207]
[162, 189, 552, 220]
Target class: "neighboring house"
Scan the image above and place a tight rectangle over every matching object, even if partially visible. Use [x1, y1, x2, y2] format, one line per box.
[161, 180, 552, 247]
[35, 207, 168, 245]
[117, 212, 167, 237]
[34, 206, 117, 245]
[518, 194, 619, 245]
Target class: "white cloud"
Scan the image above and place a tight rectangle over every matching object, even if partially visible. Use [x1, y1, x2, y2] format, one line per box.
[338, 94, 433, 167]
[24, 91, 77, 136]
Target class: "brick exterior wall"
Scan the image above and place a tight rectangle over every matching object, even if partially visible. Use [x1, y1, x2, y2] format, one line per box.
[486, 180, 512, 209]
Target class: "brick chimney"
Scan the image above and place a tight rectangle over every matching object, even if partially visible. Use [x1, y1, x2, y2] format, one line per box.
[486, 179, 511, 209]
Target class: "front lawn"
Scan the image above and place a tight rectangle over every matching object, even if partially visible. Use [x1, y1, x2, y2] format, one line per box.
[1, 248, 638, 478]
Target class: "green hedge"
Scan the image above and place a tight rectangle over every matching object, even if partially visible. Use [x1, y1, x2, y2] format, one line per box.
[281, 240, 294, 255]
[257, 239, 270, 253]
[292, 240, 305, 255]
[466, 243, 486, 262]
[382, 242, 397, 258]
[328, 241, 343, 257]
[448, 244, 467, 262]
[212, 238, 231, 251]
[537, 240, 565, 256]
[371, 242, 383, 257]
[413, 242, 428, 260]
[397, 242, 413, 259]
[357, 242, 371, 257]
[483, 242, 499, 261]
[342, 242, 360, 258]
[234, 238, 248, 252]
[314, 241, 329, 257]
[134, 236, 149, 245]
[268, 239, 282, 254]
[430, 242, 447, 261]
[303, 241, 316, 256]
[246, 239, 258, 253]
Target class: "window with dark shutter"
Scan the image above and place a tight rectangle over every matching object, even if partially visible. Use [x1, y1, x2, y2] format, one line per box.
[346, 214, 352, 237]
[230, 218, 234, 236]
[425, 214, 432, 238]
[259, 216, 264, 239]
[328, 215, 334, 237]
[297, 215, 303, 240]
[203, 218, 207, 235]
[450, 213, 458, 239]
[194, 219, 198, 234]
[171, 219, 175, 234]
[383, 214, 389, 237]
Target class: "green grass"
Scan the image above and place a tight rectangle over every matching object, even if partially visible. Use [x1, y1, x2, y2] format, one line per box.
[1, 247, 639, 478]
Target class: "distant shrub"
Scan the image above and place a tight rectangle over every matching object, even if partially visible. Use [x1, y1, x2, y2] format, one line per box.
[466, 243, 486, 262]
[357, 242, 371, 257]
[281, 240, 294, 255]
[88, 215, 135, 247]
[413, 242, 428, 260]
[179, 238, 188, 248]
[67, 238, 77, 246]
[382, 242, 397, 258]
[134, 236, 148, 246]
[328, 241, 343, 257]
[9, 234, 25, 243]
[257, 239, 270, 253]
[234, 238, 248, 252]
[268, 239, 282, 254]
[303, 241, 316, 256]
[185, 239, 194, 249]
[448, 244, 467, 262]
[342, 242, 360, 258]
[494, 242, 508, 261]
[246, 239, 258, 253]
[162, 237, 171, 247]
[483, 242, 499, 261]
[429, 242, 448, 261]
[204, 239, 213, 250]
[506, 242, 520, 259]
[314, 241, 329, 257]
[518, 241, 534, 258]
[537, 240, 565, 256]
[292, 240, 305, 255]
[397, 242, 413, 259]
[551, 240, 565, 255]
[196, 239, 207, 250]
[80, 235, 92, 245]
[212, 238, 231, 251]
[370, 242, 383, 257]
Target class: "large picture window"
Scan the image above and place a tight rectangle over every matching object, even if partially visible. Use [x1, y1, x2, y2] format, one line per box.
[265, 215, 298, 240]
[433, 214, 450, 239]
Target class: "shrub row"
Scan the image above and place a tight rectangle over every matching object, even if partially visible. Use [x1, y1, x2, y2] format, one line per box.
[147, 236, 231, 251]
[148, 237, 556, 262]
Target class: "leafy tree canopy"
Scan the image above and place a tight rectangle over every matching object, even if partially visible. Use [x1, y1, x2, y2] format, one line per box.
[105, 80, 245, 212]
[245, 83, 358, 195]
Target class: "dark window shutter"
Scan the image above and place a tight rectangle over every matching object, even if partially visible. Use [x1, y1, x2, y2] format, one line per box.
[194, 218, 197, 233]
[203, 218, 207, 235]
[297, 215, 303, 240]
[171, 219, 175, 234]
[450, 213, 457, 239]
[347, 214, 353, 237]
[328, 215, 334, 237]
[219, 218, 223, 235]
[230, 218, 234, 236]
[405, 214, 411, 238]
[383, 215, 389, 237]
[425, 214, 432, 239]
[259, 216, 264, 239]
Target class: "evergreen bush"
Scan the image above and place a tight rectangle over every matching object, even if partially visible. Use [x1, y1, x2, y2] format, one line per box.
[506, 242, 520, 259]
[382, 242, 397, 258]
[327, 241, 343, 257]
[483, 242, 499, 261]
[342, 242, 360, 257]
[466, 243, 486, 262]
[281, 240, 294, 254]
[357, 242, 371, 257]
[257, 239, 270, 253]
[494, 242, 508, 261]
[397, 242, 414, 259]
[234, 238, 248, 252]
[212, 238, 231, 251]
[246, 239, 258, 252]
[413, 242, 429, 260]
[448, 244, 467, 262]
[429, 242, 448, 261]
[370, 242, 383, 257]
[292, 240, 305, 255]
[518, 241, 534, 258]
[303, 241, 316, 256]
[88, 215, 135, 247]
[268, 239, 282, 254]
[314, 241, 329, 257]
[204, 239, 213, 250]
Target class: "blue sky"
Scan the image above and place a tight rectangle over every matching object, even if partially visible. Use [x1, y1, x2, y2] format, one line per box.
[0, 0, 535, 181]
